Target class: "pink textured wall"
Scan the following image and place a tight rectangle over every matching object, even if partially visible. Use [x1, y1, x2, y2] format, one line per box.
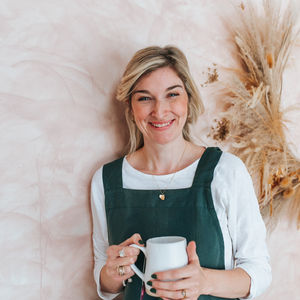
[0, 1, 299, 299]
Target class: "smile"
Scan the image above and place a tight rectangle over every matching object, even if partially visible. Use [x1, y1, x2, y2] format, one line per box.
[150, 121, 172, 128]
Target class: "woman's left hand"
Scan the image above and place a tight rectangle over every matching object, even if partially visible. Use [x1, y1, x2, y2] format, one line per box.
[148, 241, 207, 300]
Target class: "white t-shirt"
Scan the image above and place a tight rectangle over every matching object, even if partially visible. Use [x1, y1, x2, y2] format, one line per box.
[91, 151, 272, 300]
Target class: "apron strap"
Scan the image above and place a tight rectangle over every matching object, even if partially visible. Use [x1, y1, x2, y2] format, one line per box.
[103, 157, 124, 191]
[192, 147, 222, 188]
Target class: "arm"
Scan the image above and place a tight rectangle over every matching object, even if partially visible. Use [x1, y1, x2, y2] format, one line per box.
[147, 241, 250, 299]
[221, 153, 272, 299]
[91, 167, 120, 299]
[91, 167, 143, 298]
[202, 267, 251, 298]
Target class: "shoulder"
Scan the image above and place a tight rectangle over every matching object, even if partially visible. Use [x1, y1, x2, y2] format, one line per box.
[92, 156, 124, 187]
[92, 166, 103, 186]
[211, 151, 259, 222]
[103, 156, 124, 170]
[212, 151, 253, 190]
[216, 151, 249, 174]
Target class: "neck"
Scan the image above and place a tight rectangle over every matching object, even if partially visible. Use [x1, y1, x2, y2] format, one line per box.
[142, 137, 187, 175]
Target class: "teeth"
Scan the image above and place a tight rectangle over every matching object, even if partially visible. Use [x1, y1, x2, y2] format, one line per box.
[152, 121, 171, 128]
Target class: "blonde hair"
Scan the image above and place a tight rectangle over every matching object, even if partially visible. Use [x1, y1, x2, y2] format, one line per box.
[117, 45, 204, 154]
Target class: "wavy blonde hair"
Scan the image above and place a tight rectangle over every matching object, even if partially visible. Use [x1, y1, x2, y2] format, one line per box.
[117, 45, 204, 154]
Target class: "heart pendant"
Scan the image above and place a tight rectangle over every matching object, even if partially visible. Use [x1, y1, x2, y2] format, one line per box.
[159, 194, 165, 200]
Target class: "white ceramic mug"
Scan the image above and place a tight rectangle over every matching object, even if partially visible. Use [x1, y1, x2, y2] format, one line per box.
[130, 236, 188, 297]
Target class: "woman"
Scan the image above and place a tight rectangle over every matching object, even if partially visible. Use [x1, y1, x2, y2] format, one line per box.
[91, 46, 271, 300]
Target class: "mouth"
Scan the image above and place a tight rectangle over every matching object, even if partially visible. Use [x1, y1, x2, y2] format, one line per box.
[149, 120, 173, 128]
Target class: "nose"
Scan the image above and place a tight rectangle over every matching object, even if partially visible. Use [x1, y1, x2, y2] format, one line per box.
[152, 99, 168, 120]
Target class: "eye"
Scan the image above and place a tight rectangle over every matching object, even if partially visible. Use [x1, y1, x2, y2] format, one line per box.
[138, 96, 151, 101]
[168, 92, 179, 98]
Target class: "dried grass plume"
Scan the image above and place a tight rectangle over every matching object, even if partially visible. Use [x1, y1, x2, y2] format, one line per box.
[207, 0, 300, 230]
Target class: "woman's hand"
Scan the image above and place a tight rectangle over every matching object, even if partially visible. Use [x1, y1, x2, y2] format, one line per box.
[147, 241, 207, 300]
[100, 233, 144, 293]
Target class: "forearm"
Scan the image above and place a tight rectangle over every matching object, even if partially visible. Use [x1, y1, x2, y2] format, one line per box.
[100, 265, 124, 294]
[202, 267, 251, 298]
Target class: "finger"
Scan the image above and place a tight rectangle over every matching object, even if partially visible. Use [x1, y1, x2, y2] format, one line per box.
[118, 255, 139, 267]
[149, 275, 200, 293]
[148, 277, 189, 291]
[119, 245, 141, 257]
[120, 233, 145, 247]
[112, 265, 134, 277]
[106, 265, 135, 281]
[106, 245, 140, 260]
[106, 254, 139, 269]
[149, 286, 195, 300]
[186, 241, 200, 265]
[152, 263, 198, 281]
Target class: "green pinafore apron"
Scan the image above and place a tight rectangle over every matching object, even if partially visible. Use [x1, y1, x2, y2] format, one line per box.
[103, 147, 237, 300]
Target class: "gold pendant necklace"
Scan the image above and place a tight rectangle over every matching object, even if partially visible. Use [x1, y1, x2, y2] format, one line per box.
[142, 141, 187, 200]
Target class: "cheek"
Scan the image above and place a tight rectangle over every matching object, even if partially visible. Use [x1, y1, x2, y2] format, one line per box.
[131, 105, 148, 120]
[173, 101, 188, 117]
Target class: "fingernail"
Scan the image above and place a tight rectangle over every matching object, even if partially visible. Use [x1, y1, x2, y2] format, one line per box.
[151, 274, 157, 279]
[138, 240, 144, 244]
[147, 281, 152, 286]
[150, 288, 156, 293]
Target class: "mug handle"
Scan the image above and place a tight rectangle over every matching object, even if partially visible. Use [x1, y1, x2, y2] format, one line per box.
[129, 244, 146, 282]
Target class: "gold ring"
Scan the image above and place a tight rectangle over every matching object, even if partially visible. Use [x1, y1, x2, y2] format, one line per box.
[117, 265, 125, 276]
[182, 289, 187, 299]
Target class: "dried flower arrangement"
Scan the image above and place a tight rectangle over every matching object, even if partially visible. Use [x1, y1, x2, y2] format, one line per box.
[207, 0, 300, 230]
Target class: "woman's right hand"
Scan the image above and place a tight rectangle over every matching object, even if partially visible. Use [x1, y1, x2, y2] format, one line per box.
[101, 233, 144, 292]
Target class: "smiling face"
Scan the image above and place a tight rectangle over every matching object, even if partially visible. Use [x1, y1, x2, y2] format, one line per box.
[130, 67, 189, 146]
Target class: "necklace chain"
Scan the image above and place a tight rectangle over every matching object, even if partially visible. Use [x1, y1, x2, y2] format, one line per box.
[142, 141, 187, 200]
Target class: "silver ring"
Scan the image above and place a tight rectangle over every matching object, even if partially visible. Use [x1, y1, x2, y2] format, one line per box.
[117, 265, 125, 276]
[182, 289, 187, 299]
[119, 247, 125, 258]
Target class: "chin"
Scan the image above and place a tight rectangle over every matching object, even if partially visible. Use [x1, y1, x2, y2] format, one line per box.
[148, 135, 180, 146]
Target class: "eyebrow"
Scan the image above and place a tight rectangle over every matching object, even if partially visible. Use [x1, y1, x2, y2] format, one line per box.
[132, 85, 183, 95]
[166, 85, 184, 91]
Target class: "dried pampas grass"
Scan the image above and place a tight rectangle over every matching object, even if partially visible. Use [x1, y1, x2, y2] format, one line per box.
[207, 0, 300, 230]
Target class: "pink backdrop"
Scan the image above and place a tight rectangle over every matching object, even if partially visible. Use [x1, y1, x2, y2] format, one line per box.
[1, 1, 299, 299]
